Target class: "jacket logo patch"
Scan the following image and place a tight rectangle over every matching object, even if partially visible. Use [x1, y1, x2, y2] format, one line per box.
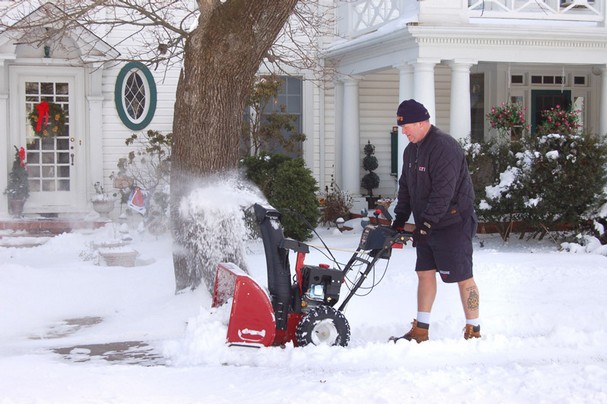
[418, 166, 426, 172]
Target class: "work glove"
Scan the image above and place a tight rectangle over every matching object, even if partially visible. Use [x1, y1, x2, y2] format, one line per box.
[391, 216, 406, 232]
[412, 221, 433, 247]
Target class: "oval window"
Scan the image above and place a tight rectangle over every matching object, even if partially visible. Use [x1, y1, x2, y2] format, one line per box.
[114, 62, 157, 130]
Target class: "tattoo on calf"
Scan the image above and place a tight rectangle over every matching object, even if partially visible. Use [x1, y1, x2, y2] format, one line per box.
[467, 287, 480, 311]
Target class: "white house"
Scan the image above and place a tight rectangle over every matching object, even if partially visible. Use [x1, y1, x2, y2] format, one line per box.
[2, 0, 607, 219]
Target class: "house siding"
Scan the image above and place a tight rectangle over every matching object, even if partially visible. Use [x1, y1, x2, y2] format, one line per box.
[98, 57, 179, 195]
[359, 70, 399, 198]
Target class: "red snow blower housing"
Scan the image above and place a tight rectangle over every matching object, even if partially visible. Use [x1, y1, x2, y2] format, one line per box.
[212, 203, 413, 347]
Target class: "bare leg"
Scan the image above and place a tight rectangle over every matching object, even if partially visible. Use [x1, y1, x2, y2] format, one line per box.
[417, 269, 437, 312]
[458, 277, 480, 320]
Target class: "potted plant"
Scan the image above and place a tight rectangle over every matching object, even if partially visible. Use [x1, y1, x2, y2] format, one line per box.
[3, 146, 29, 217]
[361, 140, 380, 208]
[91, 181, 116, 218]
[486, 102, 528, 141]
[536, 104, 581, 136]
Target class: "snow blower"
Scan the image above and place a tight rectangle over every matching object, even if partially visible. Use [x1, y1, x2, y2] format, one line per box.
[212, 203, 413, 348]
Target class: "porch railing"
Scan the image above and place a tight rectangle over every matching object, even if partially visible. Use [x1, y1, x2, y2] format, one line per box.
[337, 0, 605, 39]
[337, 0, 409, 38]
[468, 0, 604, 22]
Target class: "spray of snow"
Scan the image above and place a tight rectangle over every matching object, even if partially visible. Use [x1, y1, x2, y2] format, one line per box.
[176, 171, 266, 291]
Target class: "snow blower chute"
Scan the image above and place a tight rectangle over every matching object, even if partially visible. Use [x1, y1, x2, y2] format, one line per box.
[212, 203, 413, 347]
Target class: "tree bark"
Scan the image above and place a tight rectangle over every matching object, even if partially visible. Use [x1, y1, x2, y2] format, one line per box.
[171, 0, 299, 292]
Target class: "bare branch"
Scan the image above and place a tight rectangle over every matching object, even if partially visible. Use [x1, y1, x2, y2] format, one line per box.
[1, 0, 337, 78]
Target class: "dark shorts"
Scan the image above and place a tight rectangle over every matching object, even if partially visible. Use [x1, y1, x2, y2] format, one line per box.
[415, 215, 477, 283]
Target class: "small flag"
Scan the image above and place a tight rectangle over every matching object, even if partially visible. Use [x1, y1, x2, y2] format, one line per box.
[127, 187, 146, 215]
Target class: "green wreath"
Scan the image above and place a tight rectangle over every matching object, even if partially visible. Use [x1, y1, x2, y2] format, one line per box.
[28, 101, 67, 137]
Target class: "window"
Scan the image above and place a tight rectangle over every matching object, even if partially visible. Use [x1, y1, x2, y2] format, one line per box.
[114, 62, 157, 130]
[262, 76, 303, 158]
[511, 75, 524, 85]
[470, 73, 484, 143]
[531, 75, 567, 86]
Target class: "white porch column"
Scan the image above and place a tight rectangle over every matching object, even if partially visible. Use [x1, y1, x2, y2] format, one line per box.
[0, 61, 9, 215]
[448, 60, 475, 141]
[395, 63, 414, 176]
[412, 58, 439, 124]
[397, 63, 414, 103]
[0, 99, 7, 216]
[333, 79, 344, 189]
[86, 63, 105, 192]
[600, 65, 607, 136]
[341, 76, 361, 196]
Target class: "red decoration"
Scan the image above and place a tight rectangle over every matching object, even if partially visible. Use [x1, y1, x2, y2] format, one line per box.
[18, 147, 26, 167]
[35, 101, 50, 132]
[28, 101, 66, 137]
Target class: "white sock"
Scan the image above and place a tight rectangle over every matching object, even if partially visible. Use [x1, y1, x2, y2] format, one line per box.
[417, 311, 431, 325]
[466, 318, 480, 327]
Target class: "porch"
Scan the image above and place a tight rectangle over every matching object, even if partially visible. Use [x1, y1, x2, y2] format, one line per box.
[324, 0, 607, 199]
[0, 217, 109, 240]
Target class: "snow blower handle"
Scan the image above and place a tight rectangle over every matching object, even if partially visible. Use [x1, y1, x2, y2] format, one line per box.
[373, 205, 392, 222]
[389, 223, 415, 249]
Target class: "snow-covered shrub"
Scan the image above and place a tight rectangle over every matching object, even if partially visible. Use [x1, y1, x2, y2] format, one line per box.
[463, 138, 526, 240]
[517, 132, 607, 233]
[465, 132, 607, 241]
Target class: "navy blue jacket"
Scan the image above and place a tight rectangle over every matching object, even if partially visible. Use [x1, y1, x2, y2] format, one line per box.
[394, 125, 476, 229]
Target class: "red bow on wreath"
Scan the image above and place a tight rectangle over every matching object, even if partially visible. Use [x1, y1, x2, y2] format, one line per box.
[35, 101, 50, 132]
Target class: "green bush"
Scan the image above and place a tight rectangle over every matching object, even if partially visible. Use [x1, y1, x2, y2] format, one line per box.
[241, 154, 319, 240]
[464, 133, 607, 241]
[361, 140, 379, 195]
[271, 159, 320, 240]
[518, 133, 607, 231]
[241, 153, 291, 196]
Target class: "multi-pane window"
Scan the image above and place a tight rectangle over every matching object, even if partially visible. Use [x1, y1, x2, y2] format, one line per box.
[124, 72, 146, 120]
[263, 76, 303, 157]
[115, 62, 157, 130]
[25, 81, 71, 192]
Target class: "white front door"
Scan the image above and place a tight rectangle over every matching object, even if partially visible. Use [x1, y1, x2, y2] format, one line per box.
[9, 67, 87, 215]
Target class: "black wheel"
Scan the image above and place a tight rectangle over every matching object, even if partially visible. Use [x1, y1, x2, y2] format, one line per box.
[295, 306, 350, 347]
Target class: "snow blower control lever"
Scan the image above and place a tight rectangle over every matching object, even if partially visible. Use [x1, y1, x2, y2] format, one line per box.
[212, 203, 413, 348]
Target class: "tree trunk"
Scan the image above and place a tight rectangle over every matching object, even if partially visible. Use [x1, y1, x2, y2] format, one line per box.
[171, 0, 299, 292]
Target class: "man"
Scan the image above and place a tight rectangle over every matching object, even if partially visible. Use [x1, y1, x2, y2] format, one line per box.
[390, 99, 480, 343]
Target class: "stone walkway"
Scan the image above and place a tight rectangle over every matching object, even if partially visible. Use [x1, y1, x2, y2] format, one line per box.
[30, 315, 166, 366]
[53, 341, 165, 366]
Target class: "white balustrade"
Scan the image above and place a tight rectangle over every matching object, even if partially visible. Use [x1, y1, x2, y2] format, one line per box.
[337, 0, 604, 38]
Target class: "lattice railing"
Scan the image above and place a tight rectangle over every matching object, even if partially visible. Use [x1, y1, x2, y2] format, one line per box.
[337, 0, 405, 37]
[468, 0, 603, 21]
[337, 0, 604, 38]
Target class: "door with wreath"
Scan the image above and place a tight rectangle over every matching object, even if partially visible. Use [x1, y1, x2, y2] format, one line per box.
[10, 70, 86, 215]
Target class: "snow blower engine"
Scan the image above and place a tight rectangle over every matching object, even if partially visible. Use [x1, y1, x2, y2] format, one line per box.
[211, 203, 413, 348]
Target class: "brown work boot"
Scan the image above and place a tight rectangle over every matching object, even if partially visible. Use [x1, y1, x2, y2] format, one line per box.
[464, 324, 481, 340]
[389, 319, 429, 343]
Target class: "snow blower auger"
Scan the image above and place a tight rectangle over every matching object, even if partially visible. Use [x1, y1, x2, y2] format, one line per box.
[212, 203, 413, 348]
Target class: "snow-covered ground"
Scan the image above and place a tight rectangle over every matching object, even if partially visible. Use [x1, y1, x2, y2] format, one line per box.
[1, 214, 606, 403]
